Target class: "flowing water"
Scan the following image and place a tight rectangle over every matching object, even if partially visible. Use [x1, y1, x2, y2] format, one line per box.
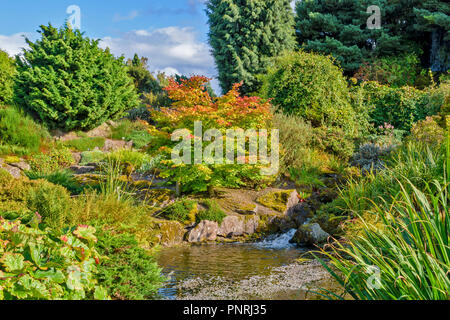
[157, 230, 341, 300]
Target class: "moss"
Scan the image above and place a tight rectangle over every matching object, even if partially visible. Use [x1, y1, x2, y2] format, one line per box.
[256, 189, 295, 213]
[3, 156, 21, 164]
[155, 220, 186, 247]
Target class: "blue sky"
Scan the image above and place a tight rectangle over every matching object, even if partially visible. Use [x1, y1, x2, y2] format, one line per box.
[0, 1, 297, 94]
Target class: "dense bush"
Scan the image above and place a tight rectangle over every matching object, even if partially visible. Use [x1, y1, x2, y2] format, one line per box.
[0, 106, 48, 154]
[162, 199, 198, 224]
[28, 144, 74, 174]
[0, 219, 108, 300]
[95, 227, 165, 300]
[353, 53, 431, 88]
[14, 24, 139, 131]
[26, 180, 72, 230]
[0, 50, 15, 104]
[261, 51, 358, 133]
[359, 81, 443, 131]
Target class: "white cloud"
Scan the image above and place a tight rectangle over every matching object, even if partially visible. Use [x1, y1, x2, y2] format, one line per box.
[100, 26, 215, 78]
[0, 33, 29, 56]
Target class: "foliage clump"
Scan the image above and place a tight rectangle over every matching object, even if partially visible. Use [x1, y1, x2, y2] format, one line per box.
[0, 219, 109, 300]
[0, 49, 16, 104]
[14, 24, 139, 131]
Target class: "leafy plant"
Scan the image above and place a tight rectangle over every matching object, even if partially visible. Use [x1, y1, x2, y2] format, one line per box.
[0, 219, 109, 300]
[0, 49, 15, 104]
[28, 144, 74, 174]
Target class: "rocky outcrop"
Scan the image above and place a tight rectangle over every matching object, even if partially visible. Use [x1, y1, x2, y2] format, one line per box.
[102, 139, 133, 152]
[256, 189, 299, 216]
[290, 223, 330, 246]
[187, 220, 219, 243]
[69, 165, 97, 175]
[287, 203, 314, 228]
[218, 216, 244, 237]
[155, 220, 186, 247]
[0, 158, 29, 179]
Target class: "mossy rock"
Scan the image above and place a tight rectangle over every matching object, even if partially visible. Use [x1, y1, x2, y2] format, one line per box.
[144, 188, 175, 208]
[235, 202, 258, 215]
[256, 189, 298, 214]
[154, 219, 186, 247]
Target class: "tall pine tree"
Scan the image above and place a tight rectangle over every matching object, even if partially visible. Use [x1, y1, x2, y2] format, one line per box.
[206, 0, 296, 94]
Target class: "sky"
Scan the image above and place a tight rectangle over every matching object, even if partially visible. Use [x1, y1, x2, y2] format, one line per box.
[0, 0, 297, 94]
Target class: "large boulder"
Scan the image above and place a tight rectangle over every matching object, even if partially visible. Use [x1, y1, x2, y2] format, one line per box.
[290, 223, 330, 246]
[0, 163, 22, 179]
[187, 220, 219, 243]
[102, 139, 133, 152]
[218, 216, 244, 238]
[243, 215, 259, 234]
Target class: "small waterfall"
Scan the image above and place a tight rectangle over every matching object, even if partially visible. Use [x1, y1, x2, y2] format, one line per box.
[254, 229, 297, 249]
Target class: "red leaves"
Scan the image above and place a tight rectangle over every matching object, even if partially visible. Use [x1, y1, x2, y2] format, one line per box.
[157, 76, 272, 130]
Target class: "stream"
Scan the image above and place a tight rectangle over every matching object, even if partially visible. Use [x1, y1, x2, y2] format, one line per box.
[157, 230, 341, 300]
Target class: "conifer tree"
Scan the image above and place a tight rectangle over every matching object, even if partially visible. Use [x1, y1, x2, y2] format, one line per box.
[206, 0, 296, 94]
[0, 49, 16, 104]
[15, 24, 139, 131]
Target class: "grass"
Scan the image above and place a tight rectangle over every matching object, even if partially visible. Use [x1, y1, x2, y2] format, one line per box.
[63, 137, 105, 151]
[110, 119, 153, 149]
[25, 169, 85, 195]
[314, 139, 450, 300]
[197, 199, 227, 224]
[0, 106, 49, 155]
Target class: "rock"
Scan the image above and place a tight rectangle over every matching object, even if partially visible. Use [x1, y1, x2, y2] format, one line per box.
[256, 189, 299, 215]
[290, 223, 330, 246]
[53, 131, 78, 142]
[187, 220, 219, 242]
[243, 215, 259, 234]
[9, 161, 30, 172]
[1, 164, 22, 179]
[156, 220, 186, 247]
[288, 203, 314, 227]
[235, 202, 258, 215]
[218, 216, 244, 238]
[72, 152, 82, 165]
[102, 139, 132, 152]
[69, 165, 97, 175]
[278, 219, 297, 233]
[86, 123, 111, 138]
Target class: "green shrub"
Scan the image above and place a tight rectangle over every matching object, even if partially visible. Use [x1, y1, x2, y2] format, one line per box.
[0, 219, 109, 300]
[111, 120, 154, 149]
[0, 50, 15, 104]
[162, 199, 198, 224]
[26, 181, 72, 230]
[26, 170, 85, 195]
[0, 106, 48, 154]
[95, 227, 165, 300]
[14, 24, 139, 131]
[261, 51, 358, 133]
[63, 137, 105, 152]
[360, 81, 442, 131]
[409, 116, 446, 146]
[196, 200, 226, 224]
[28, 145, 74, 174]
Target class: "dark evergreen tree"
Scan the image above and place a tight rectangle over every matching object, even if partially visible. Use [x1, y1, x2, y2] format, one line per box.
[414, 0, 450, 72]
[295, 0, 449, 74]
[126, 54, 162, 95]
[14, 24, 139, 131]
[206, 0, 296, 94]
